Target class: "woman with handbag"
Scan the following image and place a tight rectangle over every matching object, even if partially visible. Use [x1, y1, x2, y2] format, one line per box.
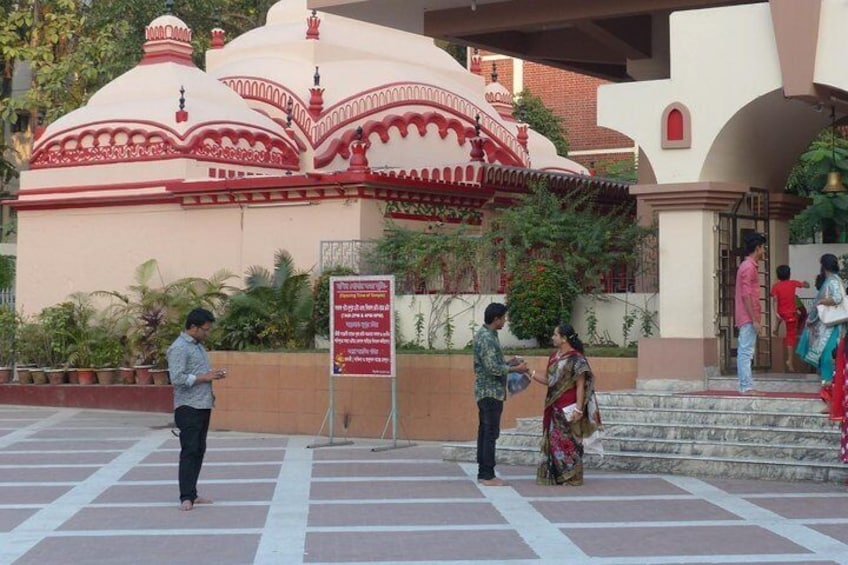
[530, 323, 600, 486]
[797, 253, 847, 408]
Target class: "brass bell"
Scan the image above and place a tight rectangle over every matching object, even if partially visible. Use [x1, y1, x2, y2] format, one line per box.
[822, 170, 847, 194]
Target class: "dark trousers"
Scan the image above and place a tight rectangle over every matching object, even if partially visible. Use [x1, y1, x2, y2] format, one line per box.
[476, 397, 503, 480]
[175, 405, 211, 503]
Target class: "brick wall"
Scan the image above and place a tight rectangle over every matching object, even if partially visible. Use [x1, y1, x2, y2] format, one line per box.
[477, 53, 633, 156]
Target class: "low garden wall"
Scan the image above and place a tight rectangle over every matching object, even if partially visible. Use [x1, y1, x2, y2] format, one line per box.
[209, 351, 636, 441]
[0, 352, 636, 441]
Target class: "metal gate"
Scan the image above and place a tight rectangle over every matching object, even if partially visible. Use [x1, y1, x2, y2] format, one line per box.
[717, 189, 771, 374]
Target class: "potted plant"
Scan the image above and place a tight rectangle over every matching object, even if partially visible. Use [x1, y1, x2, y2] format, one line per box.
[40, 301, 76, 383]
[0, 306, 16, 383]
[15, 319, 50, 384]
[90, 329, 124, 385]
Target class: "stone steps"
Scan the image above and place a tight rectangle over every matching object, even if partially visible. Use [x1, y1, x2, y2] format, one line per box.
[443, 386, 848, 483]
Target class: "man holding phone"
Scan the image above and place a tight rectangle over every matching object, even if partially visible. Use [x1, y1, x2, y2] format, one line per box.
[167, 308, 227, 511]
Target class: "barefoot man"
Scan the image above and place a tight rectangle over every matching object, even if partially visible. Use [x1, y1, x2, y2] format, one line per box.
[167, 308, 227, 511]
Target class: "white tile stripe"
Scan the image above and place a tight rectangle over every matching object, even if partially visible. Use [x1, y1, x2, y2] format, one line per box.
[0, 409, 82, 450]
[458, 462, 589, 561]
[253, 436, 313, 564]
[0, 431, 167, 564]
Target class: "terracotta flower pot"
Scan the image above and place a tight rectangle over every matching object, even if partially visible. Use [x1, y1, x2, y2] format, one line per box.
[134, 365, 153, 385]
[46, 369, 67, 385]
[96, 368, 117, 385]
[151, 369, 170, 385]
[31, 368, 47, 385]
[16, 367, 33, 384]
[67, 369, 79, 384]
[77, 369, 96, 385]
[0, 367, 11, 384]
[118, 367, 135, 385]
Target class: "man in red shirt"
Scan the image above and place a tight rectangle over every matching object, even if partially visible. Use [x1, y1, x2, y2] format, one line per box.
[734, 232, 766, 393]
[770, 264, 809, 372]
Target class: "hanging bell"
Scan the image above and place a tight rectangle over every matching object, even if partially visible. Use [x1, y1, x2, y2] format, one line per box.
[822, 170, 847, 194]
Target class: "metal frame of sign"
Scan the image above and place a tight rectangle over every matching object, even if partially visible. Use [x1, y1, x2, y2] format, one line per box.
[309, 275, 411, 450]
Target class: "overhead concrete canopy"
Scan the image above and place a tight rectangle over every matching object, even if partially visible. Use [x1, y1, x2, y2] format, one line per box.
[309, 0, 766, 80]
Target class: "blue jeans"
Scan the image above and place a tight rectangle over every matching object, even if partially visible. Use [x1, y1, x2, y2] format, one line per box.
[737, 323, 757, 392]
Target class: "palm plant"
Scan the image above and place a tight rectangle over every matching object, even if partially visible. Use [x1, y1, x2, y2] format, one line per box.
[96, 259, 235, 366]
[216, 250, 313, 350]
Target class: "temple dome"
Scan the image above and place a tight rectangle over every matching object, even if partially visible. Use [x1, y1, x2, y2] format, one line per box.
[207, 0, 586, 175]
[30, 13, 299, 174]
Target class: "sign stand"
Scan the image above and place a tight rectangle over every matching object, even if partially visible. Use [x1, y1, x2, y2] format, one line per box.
[307, 374, 354, 449]
[310, 275, 412, 451]
[371, 375, 416, 452]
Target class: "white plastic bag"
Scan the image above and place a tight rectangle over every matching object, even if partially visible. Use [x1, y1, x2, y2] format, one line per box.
[583, 429, 604, 457]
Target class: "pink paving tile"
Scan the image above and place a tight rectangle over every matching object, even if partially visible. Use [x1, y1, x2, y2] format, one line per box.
[305, 530, 536, 562]
[512, 476, 690, 497]
[15, 534, 260, 565]
[1, 466, 98, 482]
[310, 445, 443, 460]
[746, 496, 848, 519]
[310, 479, 484, 500]
[119, 463, 281, 481]
[534, 498, 739, 523]
[160, 437, 288, 449]
[140, 449, 285, 464]
[57, 505, 269, 531]
[704, 477, 845, 494]
[0, 451, 121, 465]
[308, 501, 506, 527]
[93, 482, 277, 504]
[0, 485, 72, 504]
[0, 508, 38, 532]
[312, 461, 466, 478]
[1, 439, 136, 451]
[563, 525, 809, 557]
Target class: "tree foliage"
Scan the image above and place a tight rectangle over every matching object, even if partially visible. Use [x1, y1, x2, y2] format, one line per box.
[490, 182, 651, 345]
[513, 89, 569, 156]
[787, 128, 848, 242]
[312, 266, 357, 339]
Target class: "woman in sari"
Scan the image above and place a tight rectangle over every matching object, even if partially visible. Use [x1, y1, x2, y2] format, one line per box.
[531, 323, 599, 486]
[797, 253, 846, 408]
[829, 334, 848, 475]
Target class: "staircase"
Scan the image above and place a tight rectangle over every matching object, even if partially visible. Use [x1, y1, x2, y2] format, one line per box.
[443, 374, 848, 483]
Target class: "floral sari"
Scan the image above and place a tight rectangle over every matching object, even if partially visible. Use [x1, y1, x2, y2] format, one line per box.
[536, 350, 598, 486]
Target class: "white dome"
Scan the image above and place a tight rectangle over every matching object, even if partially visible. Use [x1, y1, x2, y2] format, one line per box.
[31, 13, 299, 173]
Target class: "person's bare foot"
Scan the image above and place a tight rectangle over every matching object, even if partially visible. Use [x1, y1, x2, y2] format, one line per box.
[180, 500, 193, 511]
[194, 496, 212, 504]
[478, 477, 508, 486]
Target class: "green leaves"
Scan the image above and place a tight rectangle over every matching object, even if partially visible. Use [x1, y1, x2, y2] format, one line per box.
[513, 89, 569, 156]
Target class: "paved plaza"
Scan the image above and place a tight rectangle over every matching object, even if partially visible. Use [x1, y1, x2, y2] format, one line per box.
[1, 405, 848, 564]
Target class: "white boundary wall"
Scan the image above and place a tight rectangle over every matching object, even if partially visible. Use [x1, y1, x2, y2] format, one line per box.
[392, 292, 658, 349]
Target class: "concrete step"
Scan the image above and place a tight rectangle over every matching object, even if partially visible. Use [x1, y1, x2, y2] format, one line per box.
[707, 373, 821, 394]
[444, 390, 847, 483]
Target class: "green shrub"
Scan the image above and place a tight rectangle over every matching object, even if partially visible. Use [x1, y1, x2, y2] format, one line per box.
[312, 267, 357, 339]
[506, 259, 580, 347]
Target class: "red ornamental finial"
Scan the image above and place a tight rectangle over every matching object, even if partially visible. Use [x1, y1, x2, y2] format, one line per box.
[306, 9, 321, 40]
[516, 124, 528, 149]
[348, 126, 370, 172]
[470, 48, 482, 75]
[309, 66, 324, 117]
[211, 28, 225, 49]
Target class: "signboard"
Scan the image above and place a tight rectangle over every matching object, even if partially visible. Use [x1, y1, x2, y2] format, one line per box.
[330, 275, 395, 377]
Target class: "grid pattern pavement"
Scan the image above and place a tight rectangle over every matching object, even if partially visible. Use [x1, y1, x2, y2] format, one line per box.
[1, 405, 848, 564]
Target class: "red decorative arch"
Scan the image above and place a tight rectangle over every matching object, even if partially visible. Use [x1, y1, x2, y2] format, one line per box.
[31, 120, 301, 170]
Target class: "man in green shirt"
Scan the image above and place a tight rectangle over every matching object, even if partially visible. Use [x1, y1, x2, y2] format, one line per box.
[474, 303, 527, 486]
